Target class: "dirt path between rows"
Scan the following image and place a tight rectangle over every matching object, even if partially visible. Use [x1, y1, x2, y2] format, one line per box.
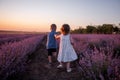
[8, 36, 81, 80]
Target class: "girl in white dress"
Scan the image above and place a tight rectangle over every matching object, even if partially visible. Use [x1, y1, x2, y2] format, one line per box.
[55, 24, 78, 72]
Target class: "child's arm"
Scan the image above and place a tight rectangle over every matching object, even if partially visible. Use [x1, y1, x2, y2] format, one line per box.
[54, 34, 60, 39]
[70, 35, 74, 46]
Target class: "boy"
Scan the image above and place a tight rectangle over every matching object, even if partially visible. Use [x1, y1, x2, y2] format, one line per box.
[46, 24, 57, 66]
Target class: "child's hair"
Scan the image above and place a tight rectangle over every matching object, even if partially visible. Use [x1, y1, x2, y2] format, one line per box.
[61, 24, 70, 35]
[51, 24, 57, 30]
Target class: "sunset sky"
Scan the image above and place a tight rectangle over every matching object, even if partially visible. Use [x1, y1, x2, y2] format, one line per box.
[0, 0, 120, 32]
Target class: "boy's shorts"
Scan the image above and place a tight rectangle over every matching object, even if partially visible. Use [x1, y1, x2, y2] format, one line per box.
[47, 48, 56, 56]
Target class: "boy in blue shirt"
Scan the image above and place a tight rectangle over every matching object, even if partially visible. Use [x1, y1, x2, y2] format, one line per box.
[46, 24, 57, 65]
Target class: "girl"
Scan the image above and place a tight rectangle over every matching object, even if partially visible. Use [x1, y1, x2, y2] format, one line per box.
[55, 24, 78, 72]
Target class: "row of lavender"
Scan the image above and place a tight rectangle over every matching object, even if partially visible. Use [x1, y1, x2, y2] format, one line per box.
[72, 34, 120, 80]
[0, 34, 42, 45]
[0, 34, 45, 79]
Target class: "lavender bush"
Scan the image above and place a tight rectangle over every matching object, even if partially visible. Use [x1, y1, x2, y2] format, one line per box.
[0, 34, 45, 79]
[72, 34, 120, 80]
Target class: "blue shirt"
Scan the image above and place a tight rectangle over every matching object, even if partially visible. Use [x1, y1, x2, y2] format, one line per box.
[46, 30, 57, 49]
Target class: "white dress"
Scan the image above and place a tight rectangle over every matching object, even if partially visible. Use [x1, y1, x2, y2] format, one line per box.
[57, 34, 78, 62]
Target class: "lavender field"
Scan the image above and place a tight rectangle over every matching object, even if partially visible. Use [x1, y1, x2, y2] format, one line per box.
[0, 33, 46, 80]
[72, 34, 120, 80]
[0, 33, 120, 80]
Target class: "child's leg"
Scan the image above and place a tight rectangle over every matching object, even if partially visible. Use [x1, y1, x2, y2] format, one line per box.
[53, 52, 57, 58]
[66, 62, 72, 72]
[66, 62, 71, 69]
[53, 48, 57, 58]
[59, 62, 62, 65]
[48, 56, 52, 63]
[47, 49, 52, 64]
[52, 52, 57, 63]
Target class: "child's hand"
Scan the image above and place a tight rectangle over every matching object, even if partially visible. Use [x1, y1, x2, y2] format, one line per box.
[70, 36, 76, 48]
[54, 34, 60, 39]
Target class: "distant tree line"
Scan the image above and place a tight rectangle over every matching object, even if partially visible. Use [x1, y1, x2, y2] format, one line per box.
[71, 24, 120, 34]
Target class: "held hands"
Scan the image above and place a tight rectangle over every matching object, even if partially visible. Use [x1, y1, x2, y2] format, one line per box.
[54, 34, 60, 39]
[54, 32, 61, 39]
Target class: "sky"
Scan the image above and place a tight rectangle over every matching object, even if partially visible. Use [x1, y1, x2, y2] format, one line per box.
[0, 0, 120, 32]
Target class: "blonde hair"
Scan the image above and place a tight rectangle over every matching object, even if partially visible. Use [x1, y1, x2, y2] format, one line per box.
[61, 24, 70, 35]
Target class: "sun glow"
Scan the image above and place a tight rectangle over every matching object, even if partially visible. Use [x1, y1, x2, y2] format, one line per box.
[0, 0, 119, 32]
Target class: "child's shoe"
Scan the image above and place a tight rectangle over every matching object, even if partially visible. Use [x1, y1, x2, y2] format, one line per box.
[57, 64, 63, 68]
[67, 68, 72, 72]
